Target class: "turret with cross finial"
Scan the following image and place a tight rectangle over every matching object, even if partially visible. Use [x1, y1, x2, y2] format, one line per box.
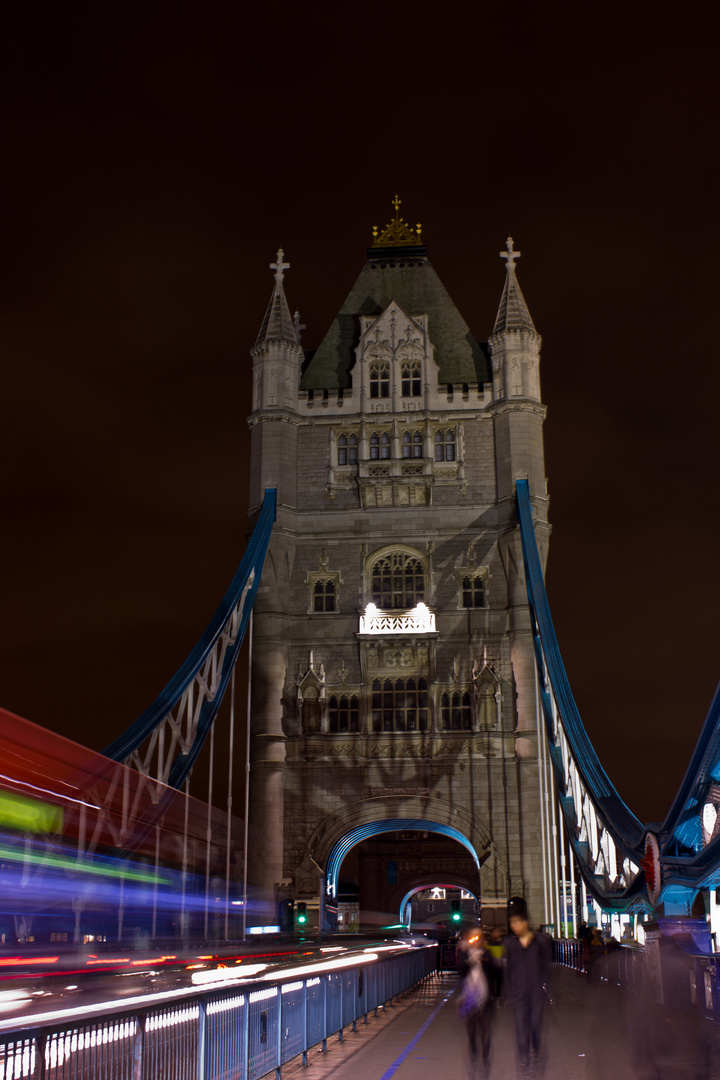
[488, 234, 544, 502]
[492, 236, 537, 336]
[271, 248, 290, 285]
[250, 245, 304, 505]
[500, 236, 521, 272]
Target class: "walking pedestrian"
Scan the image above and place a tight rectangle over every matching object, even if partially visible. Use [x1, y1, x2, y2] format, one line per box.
[504, 897, 552, 1079]
[456, 927, 493, 1076]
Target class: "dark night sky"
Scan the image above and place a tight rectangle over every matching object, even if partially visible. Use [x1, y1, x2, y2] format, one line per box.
[1, 5, 719, 824]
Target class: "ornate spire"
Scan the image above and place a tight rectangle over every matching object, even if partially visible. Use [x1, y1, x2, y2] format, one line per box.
[271, 248, 290, 285]
[255, 247, 299, 347]
[371, 195, 423, 248]
[492, 236, 537, 335]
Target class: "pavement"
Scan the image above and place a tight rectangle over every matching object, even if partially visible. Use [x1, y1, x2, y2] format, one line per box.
[279, 965, 720, 1080]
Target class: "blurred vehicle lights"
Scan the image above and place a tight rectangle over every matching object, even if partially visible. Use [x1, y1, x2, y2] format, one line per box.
[259, 953, 378, 980]
[191, 964, 267, 986]
[0, 990, 31, 1011]
[0, 956, 59, 967]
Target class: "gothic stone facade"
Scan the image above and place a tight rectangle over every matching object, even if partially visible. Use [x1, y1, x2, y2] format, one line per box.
[246, 222, 549, 927]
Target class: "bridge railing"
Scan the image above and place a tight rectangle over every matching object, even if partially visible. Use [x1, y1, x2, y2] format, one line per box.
[552, 939, 720, 1024]
[0, 945, 437, 1080]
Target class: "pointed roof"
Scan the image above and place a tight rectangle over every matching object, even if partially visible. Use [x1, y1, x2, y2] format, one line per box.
[254, 248, 299, 348]
[301, 208, 488, 390]
[301, 259, 488, 389]
[492, 237, 537, 336]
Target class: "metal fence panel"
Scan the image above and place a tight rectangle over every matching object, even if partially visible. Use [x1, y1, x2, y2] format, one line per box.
[340, 971, 354, 1030]
[43, 1018, 137, 1080]
[206, 992, 246, 1080]
[279, 982, 304, 1065]
[144, 1003, 199, 1080]
[365, 963, 378, 1012]
[303, 977, 324, 1049]
[325, 973, 343, 1037]
[247, 985, 279, 1080]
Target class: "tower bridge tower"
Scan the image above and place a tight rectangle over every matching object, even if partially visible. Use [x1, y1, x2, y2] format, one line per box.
[247, 204, 549, 929]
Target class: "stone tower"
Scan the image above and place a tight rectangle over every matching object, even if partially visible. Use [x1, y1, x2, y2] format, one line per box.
[247, 203, 550, 929]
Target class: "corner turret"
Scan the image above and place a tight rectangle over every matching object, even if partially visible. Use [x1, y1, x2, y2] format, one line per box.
[251, 249, 304, 412]
[489, 238, 542, 404]
[248, 249, 304, 510]
[488, 237, 546, 516]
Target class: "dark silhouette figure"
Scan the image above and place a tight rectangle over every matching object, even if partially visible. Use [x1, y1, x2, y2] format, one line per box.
[504, 897, 552, 1079]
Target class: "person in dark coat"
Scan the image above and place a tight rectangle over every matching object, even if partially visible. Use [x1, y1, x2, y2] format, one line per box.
[504, 897, 552, 1079]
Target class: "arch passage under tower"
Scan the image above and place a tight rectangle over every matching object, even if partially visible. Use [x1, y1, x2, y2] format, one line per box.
[302, 796, 510, 927]
[325, 818, 480, 898]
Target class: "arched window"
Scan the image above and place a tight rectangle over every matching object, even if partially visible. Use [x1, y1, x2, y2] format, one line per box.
[369, 362, 390, 399]
[371, 551, 425, 609]
[371, 677, 428, 732]
[434, 430, 456, 461]
[402, 430, 423, 459]
[329, 694, 359, 733]
[441, 691, 473, 731]
[338, 433, 358, 466]
[401, 360, 422, 397]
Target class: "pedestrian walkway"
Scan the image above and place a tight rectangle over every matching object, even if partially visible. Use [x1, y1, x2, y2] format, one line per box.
[280, 965, 719, 1080]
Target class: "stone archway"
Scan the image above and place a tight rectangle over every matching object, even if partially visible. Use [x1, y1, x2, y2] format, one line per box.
[296, 795, 511, 915]
[306, 795, 494, 875]
[391, 872, 482, 915]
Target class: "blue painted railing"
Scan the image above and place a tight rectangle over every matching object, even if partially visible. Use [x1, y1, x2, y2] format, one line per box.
[0, 945, 437, 1080]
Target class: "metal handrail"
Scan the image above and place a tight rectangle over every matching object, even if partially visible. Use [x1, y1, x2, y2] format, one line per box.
[0, 944, 438, 1080]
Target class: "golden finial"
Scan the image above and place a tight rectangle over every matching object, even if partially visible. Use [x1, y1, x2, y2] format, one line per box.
[370, 196, 423, 248]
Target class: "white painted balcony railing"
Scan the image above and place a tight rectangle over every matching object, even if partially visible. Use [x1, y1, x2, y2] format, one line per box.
[358, 603, 436, 635]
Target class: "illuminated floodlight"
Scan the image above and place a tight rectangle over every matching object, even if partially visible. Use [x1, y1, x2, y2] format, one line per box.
[359, 603, 435, 636]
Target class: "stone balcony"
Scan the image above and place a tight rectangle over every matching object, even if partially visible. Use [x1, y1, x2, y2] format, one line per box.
[358, 603, 436, 635]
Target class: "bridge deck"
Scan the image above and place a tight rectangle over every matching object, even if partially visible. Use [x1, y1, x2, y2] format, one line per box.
[280, 965, 717, 1080]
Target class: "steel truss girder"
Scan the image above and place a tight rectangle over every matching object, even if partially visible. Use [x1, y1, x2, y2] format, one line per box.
[517, 479, 720, 910]
[516, 480, 646, 912]
[102, 488, 276, 789]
